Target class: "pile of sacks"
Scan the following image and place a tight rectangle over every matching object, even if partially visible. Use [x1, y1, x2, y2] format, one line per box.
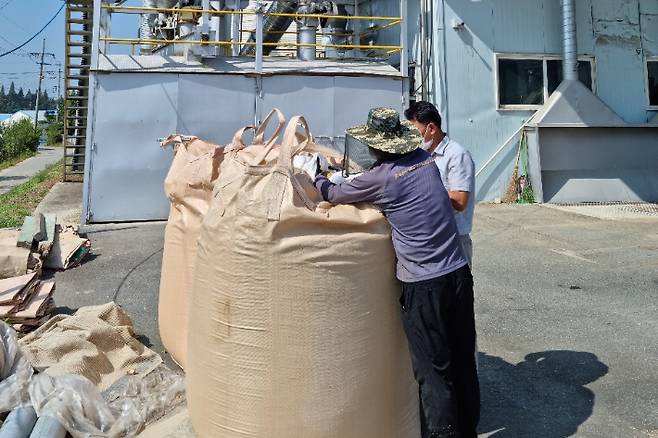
[0, 219, 90, 333]
[0, 218, 90, 281]
[0, 303, 184, 437]
[0, 273, 55, 332]
[158, 109, 420, 438]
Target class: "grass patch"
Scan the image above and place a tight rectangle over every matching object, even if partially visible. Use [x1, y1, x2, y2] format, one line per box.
[0, 159, 63, 228]
[0, 150, 36, 172]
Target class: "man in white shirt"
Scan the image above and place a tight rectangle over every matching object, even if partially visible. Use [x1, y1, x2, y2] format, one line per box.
[405, 101, 476, 267]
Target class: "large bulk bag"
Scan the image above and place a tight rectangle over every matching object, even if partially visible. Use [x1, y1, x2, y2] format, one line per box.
[187, 116, 419, 438]
[158, 110, 285, 368]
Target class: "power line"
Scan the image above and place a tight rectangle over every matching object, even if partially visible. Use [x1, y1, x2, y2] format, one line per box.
[0, 71, 59, 75]
[0, 3, 64, 58]
[0, 0, 16, 12]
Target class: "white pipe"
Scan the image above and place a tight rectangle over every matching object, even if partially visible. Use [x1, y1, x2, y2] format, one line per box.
[475, 121, 531, 177]
[419, 0, 427, 101]
[201, 0, 210, 35]
[231, 5, 241, 56]
[400, 0, 409, 109]
[297, 25, 317, 61]
[353, 0, 360, 55]
[561, 0, 578, 81]
[0, 407, 37, 438]
[255, 4, 264, 73]
[29, 417, 67, 438]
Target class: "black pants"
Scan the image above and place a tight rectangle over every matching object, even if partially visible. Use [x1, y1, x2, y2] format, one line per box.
[400, 265, 480, 438]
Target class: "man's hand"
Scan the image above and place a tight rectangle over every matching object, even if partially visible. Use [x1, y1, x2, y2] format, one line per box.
[448, 191, 469, 212]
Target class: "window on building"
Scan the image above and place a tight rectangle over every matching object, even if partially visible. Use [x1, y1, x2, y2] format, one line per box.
[546, 60, 593, 94]
[648, 60, 658, 108]
[496, 55, 595, 110]
[498, 59, 544, 106]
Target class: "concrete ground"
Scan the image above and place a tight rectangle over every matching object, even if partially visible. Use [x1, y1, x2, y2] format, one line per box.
[0, 146, 63, 195]
[47, 204, 658, 438]
[34, 182, 83, 224]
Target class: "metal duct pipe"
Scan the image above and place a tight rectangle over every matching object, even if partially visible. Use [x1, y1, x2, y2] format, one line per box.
[140, 0, 177, 47]
[420, 0, 429, 100]
[561, 0, 578, 81]
[297, 24, 317, 60]
[241, 1, 299, 56]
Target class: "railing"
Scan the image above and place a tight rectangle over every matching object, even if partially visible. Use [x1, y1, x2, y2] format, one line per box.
[94, 1, 407, 76]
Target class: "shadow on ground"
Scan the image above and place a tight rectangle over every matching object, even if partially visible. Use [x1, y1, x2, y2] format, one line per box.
[478, 350, 608, 438]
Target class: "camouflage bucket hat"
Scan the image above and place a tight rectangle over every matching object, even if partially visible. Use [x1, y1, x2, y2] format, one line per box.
[345, 107, 421, 154]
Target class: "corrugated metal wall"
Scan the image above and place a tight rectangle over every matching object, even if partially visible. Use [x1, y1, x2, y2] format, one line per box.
[371, 0, 658, 201]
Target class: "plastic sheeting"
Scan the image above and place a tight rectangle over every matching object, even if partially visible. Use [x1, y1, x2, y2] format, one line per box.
[0, 323, 33, 413]
[0, 318, 184, 438]
[28, 365, 185, 438]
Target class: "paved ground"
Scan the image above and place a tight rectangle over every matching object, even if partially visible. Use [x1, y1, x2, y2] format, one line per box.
[47, 204, 658, 438]
[34, 182, 83, 224]
[0, 147, 63, 195]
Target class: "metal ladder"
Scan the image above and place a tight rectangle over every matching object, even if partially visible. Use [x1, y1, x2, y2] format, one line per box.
[63, 0, 93, 181]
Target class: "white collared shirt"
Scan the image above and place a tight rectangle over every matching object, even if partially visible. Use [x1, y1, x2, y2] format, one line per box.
[432, 136, 476, 235]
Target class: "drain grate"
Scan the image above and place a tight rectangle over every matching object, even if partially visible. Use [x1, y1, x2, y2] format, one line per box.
[553, 202, 658, 217]
[618, 203, 658, 216]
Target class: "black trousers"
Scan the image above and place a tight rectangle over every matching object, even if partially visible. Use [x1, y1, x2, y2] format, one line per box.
[400, 265, 480, 438]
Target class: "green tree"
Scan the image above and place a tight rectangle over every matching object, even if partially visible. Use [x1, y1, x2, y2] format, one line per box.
[45, 100, 64, 145]
[24, 90, 34, 109]
[7, 82, 17, 113]
[17, 87, 25, 109]
[0, 119, 41, 162]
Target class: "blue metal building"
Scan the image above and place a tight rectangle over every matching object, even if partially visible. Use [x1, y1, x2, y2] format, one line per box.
[371, 0, 658, 201]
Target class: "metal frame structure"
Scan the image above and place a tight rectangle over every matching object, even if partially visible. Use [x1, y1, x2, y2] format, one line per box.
[97, 3, 406, 73]
[80, 0, 410, 223]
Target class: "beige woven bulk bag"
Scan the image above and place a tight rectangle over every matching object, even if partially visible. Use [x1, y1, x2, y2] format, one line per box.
[187, 116, 419, 438]
[158, 110, 286, 368]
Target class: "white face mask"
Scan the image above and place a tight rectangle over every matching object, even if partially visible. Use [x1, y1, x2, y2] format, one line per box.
[419, 126, 433, 151]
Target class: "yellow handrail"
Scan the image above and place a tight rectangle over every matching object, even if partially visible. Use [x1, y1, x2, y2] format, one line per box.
[360, 20, 401, 37]
[102, 5, 401, 22]
[101, 37, 402, 52]
[239, 29, 356, 37]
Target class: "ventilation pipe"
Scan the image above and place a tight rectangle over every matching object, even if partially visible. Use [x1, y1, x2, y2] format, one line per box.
[240, 1, 300, 56]
[140, 0, 178, 52]
[297, 2, 335, 61]
[419, 0, 428, 100]
[561, 0, 578, 81]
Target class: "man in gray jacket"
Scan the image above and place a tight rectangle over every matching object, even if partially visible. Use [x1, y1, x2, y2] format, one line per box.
[314, 108, 479, 438]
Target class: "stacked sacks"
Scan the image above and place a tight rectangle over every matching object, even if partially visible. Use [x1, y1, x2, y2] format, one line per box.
[187, 116, 420, 438]
[158, 109, 285, 368]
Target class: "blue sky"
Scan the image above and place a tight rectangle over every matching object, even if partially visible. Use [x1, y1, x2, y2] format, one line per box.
[0, 0, 139, 96]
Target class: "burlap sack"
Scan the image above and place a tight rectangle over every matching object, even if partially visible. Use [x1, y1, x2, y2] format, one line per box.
[18, 302, 162, 390]
[0, 229, 29, 280]
[158, 109, 287, 369]
[187, 116, 419, 438]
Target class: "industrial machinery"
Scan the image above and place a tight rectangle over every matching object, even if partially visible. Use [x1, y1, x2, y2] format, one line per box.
[78, 0, 407, 223]
[134, 0, 378, 61]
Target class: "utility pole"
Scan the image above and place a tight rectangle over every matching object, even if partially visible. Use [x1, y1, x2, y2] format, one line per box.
[33, 38, 46, 129]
